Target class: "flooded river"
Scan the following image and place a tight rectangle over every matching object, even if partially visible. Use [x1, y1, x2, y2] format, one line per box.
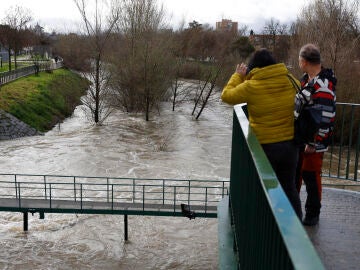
[0, 95, 233, 269]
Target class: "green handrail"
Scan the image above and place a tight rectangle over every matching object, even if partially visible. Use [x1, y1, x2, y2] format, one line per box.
[229, 104, 324, 269]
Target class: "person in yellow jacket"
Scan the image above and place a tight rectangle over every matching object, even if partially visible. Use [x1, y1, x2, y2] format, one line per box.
[221, 48, 302, 220]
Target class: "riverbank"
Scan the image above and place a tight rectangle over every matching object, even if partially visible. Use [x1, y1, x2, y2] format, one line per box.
[0, 68, 89, 133]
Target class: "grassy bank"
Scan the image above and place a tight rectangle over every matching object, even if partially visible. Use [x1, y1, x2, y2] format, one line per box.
[0, 68, 90, 132]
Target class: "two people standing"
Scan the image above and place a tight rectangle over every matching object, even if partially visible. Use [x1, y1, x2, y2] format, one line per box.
[295, 44, 336, 225]
[221, 44, 336, 226]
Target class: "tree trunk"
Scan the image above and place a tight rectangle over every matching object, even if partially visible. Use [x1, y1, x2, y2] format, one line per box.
[195, 64, 222, 120]
[8, 48, 12, 71]
[145, 96, 150, 121]
[172, 78, 178, 111]
[95, 56, 100, 123]
[195, 83, 215, 120]
[14, 50, 17, 70]
[191, 78, 210, 116]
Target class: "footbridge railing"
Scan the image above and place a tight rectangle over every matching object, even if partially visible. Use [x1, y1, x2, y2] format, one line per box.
[0, 173, 228, 218]
[324, 102, 360, 182]
[0, 60, 63, 85]
[220, 104, 324, 269]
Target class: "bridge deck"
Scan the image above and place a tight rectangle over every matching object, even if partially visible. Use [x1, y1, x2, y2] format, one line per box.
[0, 198, 217, 217]
[301, 187, 360, 270]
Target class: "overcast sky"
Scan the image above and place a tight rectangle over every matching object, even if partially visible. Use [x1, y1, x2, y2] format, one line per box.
[0, 0, 312, 33]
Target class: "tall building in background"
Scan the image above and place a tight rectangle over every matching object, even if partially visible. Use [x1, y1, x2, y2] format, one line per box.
[216, 19, 238, 34]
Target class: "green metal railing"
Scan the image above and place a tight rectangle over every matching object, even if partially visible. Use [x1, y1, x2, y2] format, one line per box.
[229, 104, 324, 269]
[0, 173, 228, 217]
[324, 102, 360, 181]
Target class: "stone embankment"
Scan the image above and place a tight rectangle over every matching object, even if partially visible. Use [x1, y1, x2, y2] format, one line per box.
[0, 110, 41, 140]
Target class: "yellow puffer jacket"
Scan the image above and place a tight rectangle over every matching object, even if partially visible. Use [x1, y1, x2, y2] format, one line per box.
[221, 63, 297, 144]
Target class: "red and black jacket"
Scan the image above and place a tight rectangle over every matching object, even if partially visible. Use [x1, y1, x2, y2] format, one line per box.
[300, 68, 337, 152]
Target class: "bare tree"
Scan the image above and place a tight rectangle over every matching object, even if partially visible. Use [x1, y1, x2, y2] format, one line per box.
[0, 24, 14, 71]
[261, 18, 290, 62]
[230, 36, 255, 59]
[110, 0, 175, 121]
[169, 57, 198, 111]
[1, 5, 32, 70]
[53, 33, 91, 71]
[167, 24, 239, 119]
[292, 0, 360, 102]
[238, 24, 249, 36]
[294, 0, 359, 71]
[74, 0, 120, 124]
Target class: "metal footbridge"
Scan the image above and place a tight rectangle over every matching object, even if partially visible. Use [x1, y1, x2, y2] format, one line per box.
[0, 173, 229, 233]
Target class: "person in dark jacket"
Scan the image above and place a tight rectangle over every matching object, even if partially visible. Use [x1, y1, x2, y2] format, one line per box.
[296, 44, 337, 226]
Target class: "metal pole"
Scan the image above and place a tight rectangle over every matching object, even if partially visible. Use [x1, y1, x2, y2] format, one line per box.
[44, 175, 47, 200]
[162, 179, 165, 205]
[23, 212, 28, 231]
[142, 185, 145, 211]
[124, 215, 128, 241]
[111, 184, 114, 211]
[188, 180, 190, 205]
[49, 184, 52, 209]
[18, 182, 21, 208]
[107, 177, 109, 203]
[173, 186, 176, 213]
[80, 184, 83, 210]
[73, 177, 77, 201]
[15, 174, 18, 199]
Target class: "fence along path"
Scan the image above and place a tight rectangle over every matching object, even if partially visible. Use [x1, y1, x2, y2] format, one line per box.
[0, 60, 63, 85]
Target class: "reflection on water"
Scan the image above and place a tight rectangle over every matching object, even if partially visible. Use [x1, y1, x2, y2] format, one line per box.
[0, 97, 233, 269]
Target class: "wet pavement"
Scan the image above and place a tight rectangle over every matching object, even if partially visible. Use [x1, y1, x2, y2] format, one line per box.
[300, 187, 360, 270]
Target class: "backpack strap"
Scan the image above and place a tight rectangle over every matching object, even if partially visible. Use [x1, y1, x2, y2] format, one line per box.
[287, 74, 301, 93]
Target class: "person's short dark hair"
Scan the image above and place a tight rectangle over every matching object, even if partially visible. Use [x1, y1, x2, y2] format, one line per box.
[247, 48, 277, 71]
[299, 44, 321, 64]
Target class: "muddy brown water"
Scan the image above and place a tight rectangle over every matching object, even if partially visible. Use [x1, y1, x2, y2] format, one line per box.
[0, 97, 233, 269]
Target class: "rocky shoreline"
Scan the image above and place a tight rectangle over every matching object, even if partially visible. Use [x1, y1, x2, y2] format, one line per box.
[0, 110, 42, 140]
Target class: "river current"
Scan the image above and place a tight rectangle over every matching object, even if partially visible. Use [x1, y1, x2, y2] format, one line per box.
[0, 94, 233, 269]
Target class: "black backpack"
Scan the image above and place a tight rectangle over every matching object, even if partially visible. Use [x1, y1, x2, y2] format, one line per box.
[288, 75, 321, 145]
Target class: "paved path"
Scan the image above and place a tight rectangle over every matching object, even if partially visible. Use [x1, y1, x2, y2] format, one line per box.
[300, 187, 360, 270]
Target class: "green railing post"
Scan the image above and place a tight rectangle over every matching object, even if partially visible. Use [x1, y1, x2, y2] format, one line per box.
[346, 105, 355, 179]
[142, 185, 145, 211]
[14, 174, 18, 199]
[188, 180, 191, 205]
[49, 183, 52, 209]
[205, 187, 208, 213]
[17, 182, 21, 208]
[107, 177, 109, 203]
[80, 184, 83, 210]
[355, 125, 360, 181]
[162, 179, 165, 205]
[43, 175, 47, 200]
[337, 105, 346, 177]
[111, 184, 114, 211]
[73, 177, 77, 202]
[222, 181, 225, 197]
[173, 186, 176, 214]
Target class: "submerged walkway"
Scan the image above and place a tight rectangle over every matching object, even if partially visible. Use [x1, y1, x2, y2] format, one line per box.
[300, 187, 360, 270]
